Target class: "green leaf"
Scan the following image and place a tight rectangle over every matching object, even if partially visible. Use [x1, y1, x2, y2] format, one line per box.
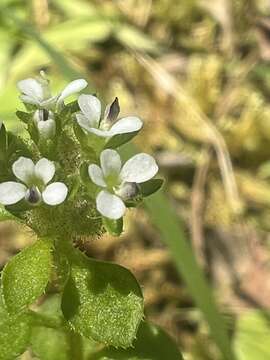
[0, 121, 7, 156]
[139, 179, 164, 197]
[30, 295, 81, 360]
[61, 250, 144, 348]
[115, 25, 160, 54]
[102, 216, 123, 236]
[16, 110, 32, 124]
[234, 310, 270, 360]
[0, 206, 20, 222]
[31, 326, 73, 360]
[0, 290, 31, 360]
[105, 130, 140, 149]
[30, 295, 97, 360]
[2, 240, 53, 313]
[91, 321, 183, 360]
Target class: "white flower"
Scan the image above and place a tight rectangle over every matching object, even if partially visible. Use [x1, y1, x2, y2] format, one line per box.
[0, 157, 68, 206]
[33, 109, 56, 139]
[88, 149, 158, 219]
[76, 95, 143, 138]
[17, 74, 87, 109]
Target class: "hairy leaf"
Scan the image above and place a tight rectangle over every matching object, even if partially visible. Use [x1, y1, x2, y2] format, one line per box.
[91, 321, 183, 360]
[2, 240, 53, 313]
[62, 250, 144, 348]
[0, 290, 31, 360]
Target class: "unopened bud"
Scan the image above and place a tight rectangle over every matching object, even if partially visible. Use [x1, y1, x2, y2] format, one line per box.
[105, 97, 120, 124]
[117, 182, 139, 201]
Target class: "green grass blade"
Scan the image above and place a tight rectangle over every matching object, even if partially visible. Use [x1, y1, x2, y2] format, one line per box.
[1, 8, 85, 81]
[145, 191, 235, 360]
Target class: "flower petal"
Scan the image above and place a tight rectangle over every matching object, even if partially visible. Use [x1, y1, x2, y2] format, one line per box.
[37, 119, 56, 140]
[96, 190, 126, 219]
[85, 127, 111, 137]
[76, 113, 95, 132]
[110, 116, 143, 136]
[35, 158, 55, 185]
[42, 182, 68, 206]
[58, 79, 87, 103]
[17, 78, 44, 101]
[120, 153, 158, 183]
[0, 182, 27, 205]
[12, 157, 35, 185]
[20, 95, 40, 106]
[78, 94, 101, 127]
[88, 164, 106, 187]
[100, 149, 121, 178]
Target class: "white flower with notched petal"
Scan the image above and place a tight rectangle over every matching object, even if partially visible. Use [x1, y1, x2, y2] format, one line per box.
[0, 157, 68, 206]
[33, 109, 56, 140]
[76, 95, 143, 139]
[88, 149, 158, 219]
[17, 73, 87, 109]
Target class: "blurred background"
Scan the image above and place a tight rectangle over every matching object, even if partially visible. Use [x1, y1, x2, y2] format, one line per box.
[1, 0, 270, 359]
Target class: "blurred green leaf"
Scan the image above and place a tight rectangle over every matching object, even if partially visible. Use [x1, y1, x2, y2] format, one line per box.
[234, 310, 270, 360]
[30, 295, 89, 360]
[8, 17, 113, 81]
[2, 239, 53, 313]
[91, 321, 183, 360]
[115, 25, 160, 53]
[0, 206, 21, 222]
[53, 0, 98, 17]
[31, 326, 73, 360]
[140, 179, 164, 197]
[62, 249, 144, 348]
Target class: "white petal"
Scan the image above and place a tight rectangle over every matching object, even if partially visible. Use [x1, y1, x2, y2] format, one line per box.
[37, 119, 56, 140]
[0, 182, 27, 205]
[85, 127, 111, 137]
[20, 95, 40, 106]
[96, 190, 126, 219]
[12, 157, 35, 185]
[35, 158, 55, 185]
[88, 164, 106, 187]
[100, 149, 121, 178]
[17, 78, 44, 101]
[120, 153, 158, 183]
[58, 79, 88, 103]
[78, 94, 101, 127]
[110, 116, 143, 135]
[76, 113, 97, 132]
[42, 182, 68, 206]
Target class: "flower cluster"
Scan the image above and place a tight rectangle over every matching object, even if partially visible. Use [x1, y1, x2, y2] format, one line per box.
[0, 73, 161, 233]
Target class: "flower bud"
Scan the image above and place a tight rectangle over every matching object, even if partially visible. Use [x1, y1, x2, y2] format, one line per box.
[116, 182, 139, 201]
[33, 109, 56, 139]
[105, 97, 120, 124]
